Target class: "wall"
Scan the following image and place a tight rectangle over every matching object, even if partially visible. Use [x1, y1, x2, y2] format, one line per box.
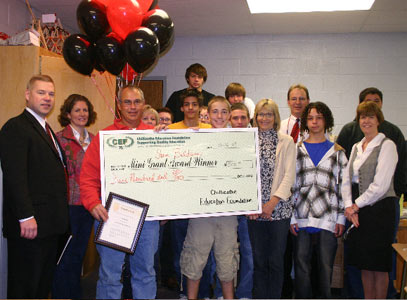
[149, 33, 407, 136]
[0, 0, 37, 36]
[1, 2, 406, 136]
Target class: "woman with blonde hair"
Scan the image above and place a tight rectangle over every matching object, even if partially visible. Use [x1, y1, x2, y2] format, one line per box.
[248, 99, 296, 299]
[142, 105, 159, 126]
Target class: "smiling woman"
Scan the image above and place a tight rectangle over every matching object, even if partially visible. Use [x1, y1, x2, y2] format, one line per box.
[248, 98, 296, 299]
[341, 101, 398, 299]
[52, 94, 97, 299]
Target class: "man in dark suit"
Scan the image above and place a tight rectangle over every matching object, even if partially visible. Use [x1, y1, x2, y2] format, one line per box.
[0, 74, 69, 298]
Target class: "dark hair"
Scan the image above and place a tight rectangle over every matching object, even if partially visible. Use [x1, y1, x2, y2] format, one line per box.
[287, 83, 310, 100]
[359, 87, 383, 103]
[356, 101, 384, 124]
[231, 103, 250, 119]
[58, 94, 97, 127]
[225, 82, 246, 99]
[27, 74, 54, 90]
[180, 89, 204, 107]
[157, 107, 174, 121]
[301, 101, 334, 133]
[185, 63, 208, 83]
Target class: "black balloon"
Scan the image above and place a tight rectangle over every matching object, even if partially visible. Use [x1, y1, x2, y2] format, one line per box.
[77, 0, 109, 41]
[95, 36, 126, 76]
[148, 0, 158, 11]
[94, 59, 105, 73]
[124, 27, 159, 73]
[142, 9, 174, 54]
[63, 34, 95, 76]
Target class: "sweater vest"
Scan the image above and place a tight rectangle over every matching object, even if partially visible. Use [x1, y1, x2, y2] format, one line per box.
[349, 137, 396, 199]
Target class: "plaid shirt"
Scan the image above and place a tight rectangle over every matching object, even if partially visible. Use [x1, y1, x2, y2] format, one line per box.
[291, 142, 347, 232]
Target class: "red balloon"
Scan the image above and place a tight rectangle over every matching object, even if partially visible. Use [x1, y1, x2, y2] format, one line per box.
[121, 63, 138, 82]
[107, 0, 144, 40]
[107, 31, 124, 44]
[93, 0, 110, 8]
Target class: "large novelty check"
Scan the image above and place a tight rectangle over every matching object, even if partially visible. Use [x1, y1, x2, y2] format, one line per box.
[100, 128, 261, 220]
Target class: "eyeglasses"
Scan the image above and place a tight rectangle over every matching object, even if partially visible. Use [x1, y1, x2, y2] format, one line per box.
[257, 112, 273, 119]
[159, 117, 171, 122]
[120, 99, 143, 106]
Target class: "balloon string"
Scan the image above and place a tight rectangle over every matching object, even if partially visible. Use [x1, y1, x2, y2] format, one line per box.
[104, 73, 115, 101]
[126, 64, 129, 86]
[90, 74, 115, 117]
[137, 73, 143, 87]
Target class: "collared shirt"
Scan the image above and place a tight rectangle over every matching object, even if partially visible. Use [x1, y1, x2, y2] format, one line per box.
[80, 118, 153, 211]
[342, 133, 398, 209]
[25, 107, 64, 162]
[25, 107, 46, 130]
[280, 115, 309, 143]
[70, 124, 91, 151]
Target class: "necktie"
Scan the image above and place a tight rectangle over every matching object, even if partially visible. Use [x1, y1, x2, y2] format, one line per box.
[46, 123, 65, 166]
[291, 118, 300, 143]
[46, 123, 70, 200]
[45, 123, 59, 154]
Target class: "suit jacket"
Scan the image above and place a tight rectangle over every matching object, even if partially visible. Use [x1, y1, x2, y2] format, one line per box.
[0, 110, 69, 239]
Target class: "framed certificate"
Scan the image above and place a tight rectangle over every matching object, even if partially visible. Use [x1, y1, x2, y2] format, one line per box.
[94, 192, 149, 254]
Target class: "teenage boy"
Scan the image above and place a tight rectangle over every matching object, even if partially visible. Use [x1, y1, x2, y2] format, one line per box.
[225, 83, 255, 119]
[290, 102, 347, 298]
[229, 102, 254, 299]
[167, 89, 212, 298]
[229, 103, 251, 128]
[166, 63, 215, 123]
[210, 102, 253, 299]
[157, 107, 174, 126]
[180, 96, 238, 300]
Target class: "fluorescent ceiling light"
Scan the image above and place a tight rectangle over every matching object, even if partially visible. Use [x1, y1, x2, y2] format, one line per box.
[247, 0, 375, 13]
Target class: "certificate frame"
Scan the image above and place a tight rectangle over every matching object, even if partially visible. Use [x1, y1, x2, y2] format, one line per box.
[94, 192, 149, 254]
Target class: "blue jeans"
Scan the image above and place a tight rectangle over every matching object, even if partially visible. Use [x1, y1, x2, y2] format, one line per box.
[52, 205, 93, 299]
[214, 216, 254, 299]
[248, 219, 290, 299]
[236, 216, 254, 298]
[294, 229, 337, 298]
[171, 219, 213, 298]
[95, 220, 159, 299]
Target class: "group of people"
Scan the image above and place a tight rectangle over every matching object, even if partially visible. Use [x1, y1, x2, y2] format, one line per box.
[0, 62, 405, 300]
